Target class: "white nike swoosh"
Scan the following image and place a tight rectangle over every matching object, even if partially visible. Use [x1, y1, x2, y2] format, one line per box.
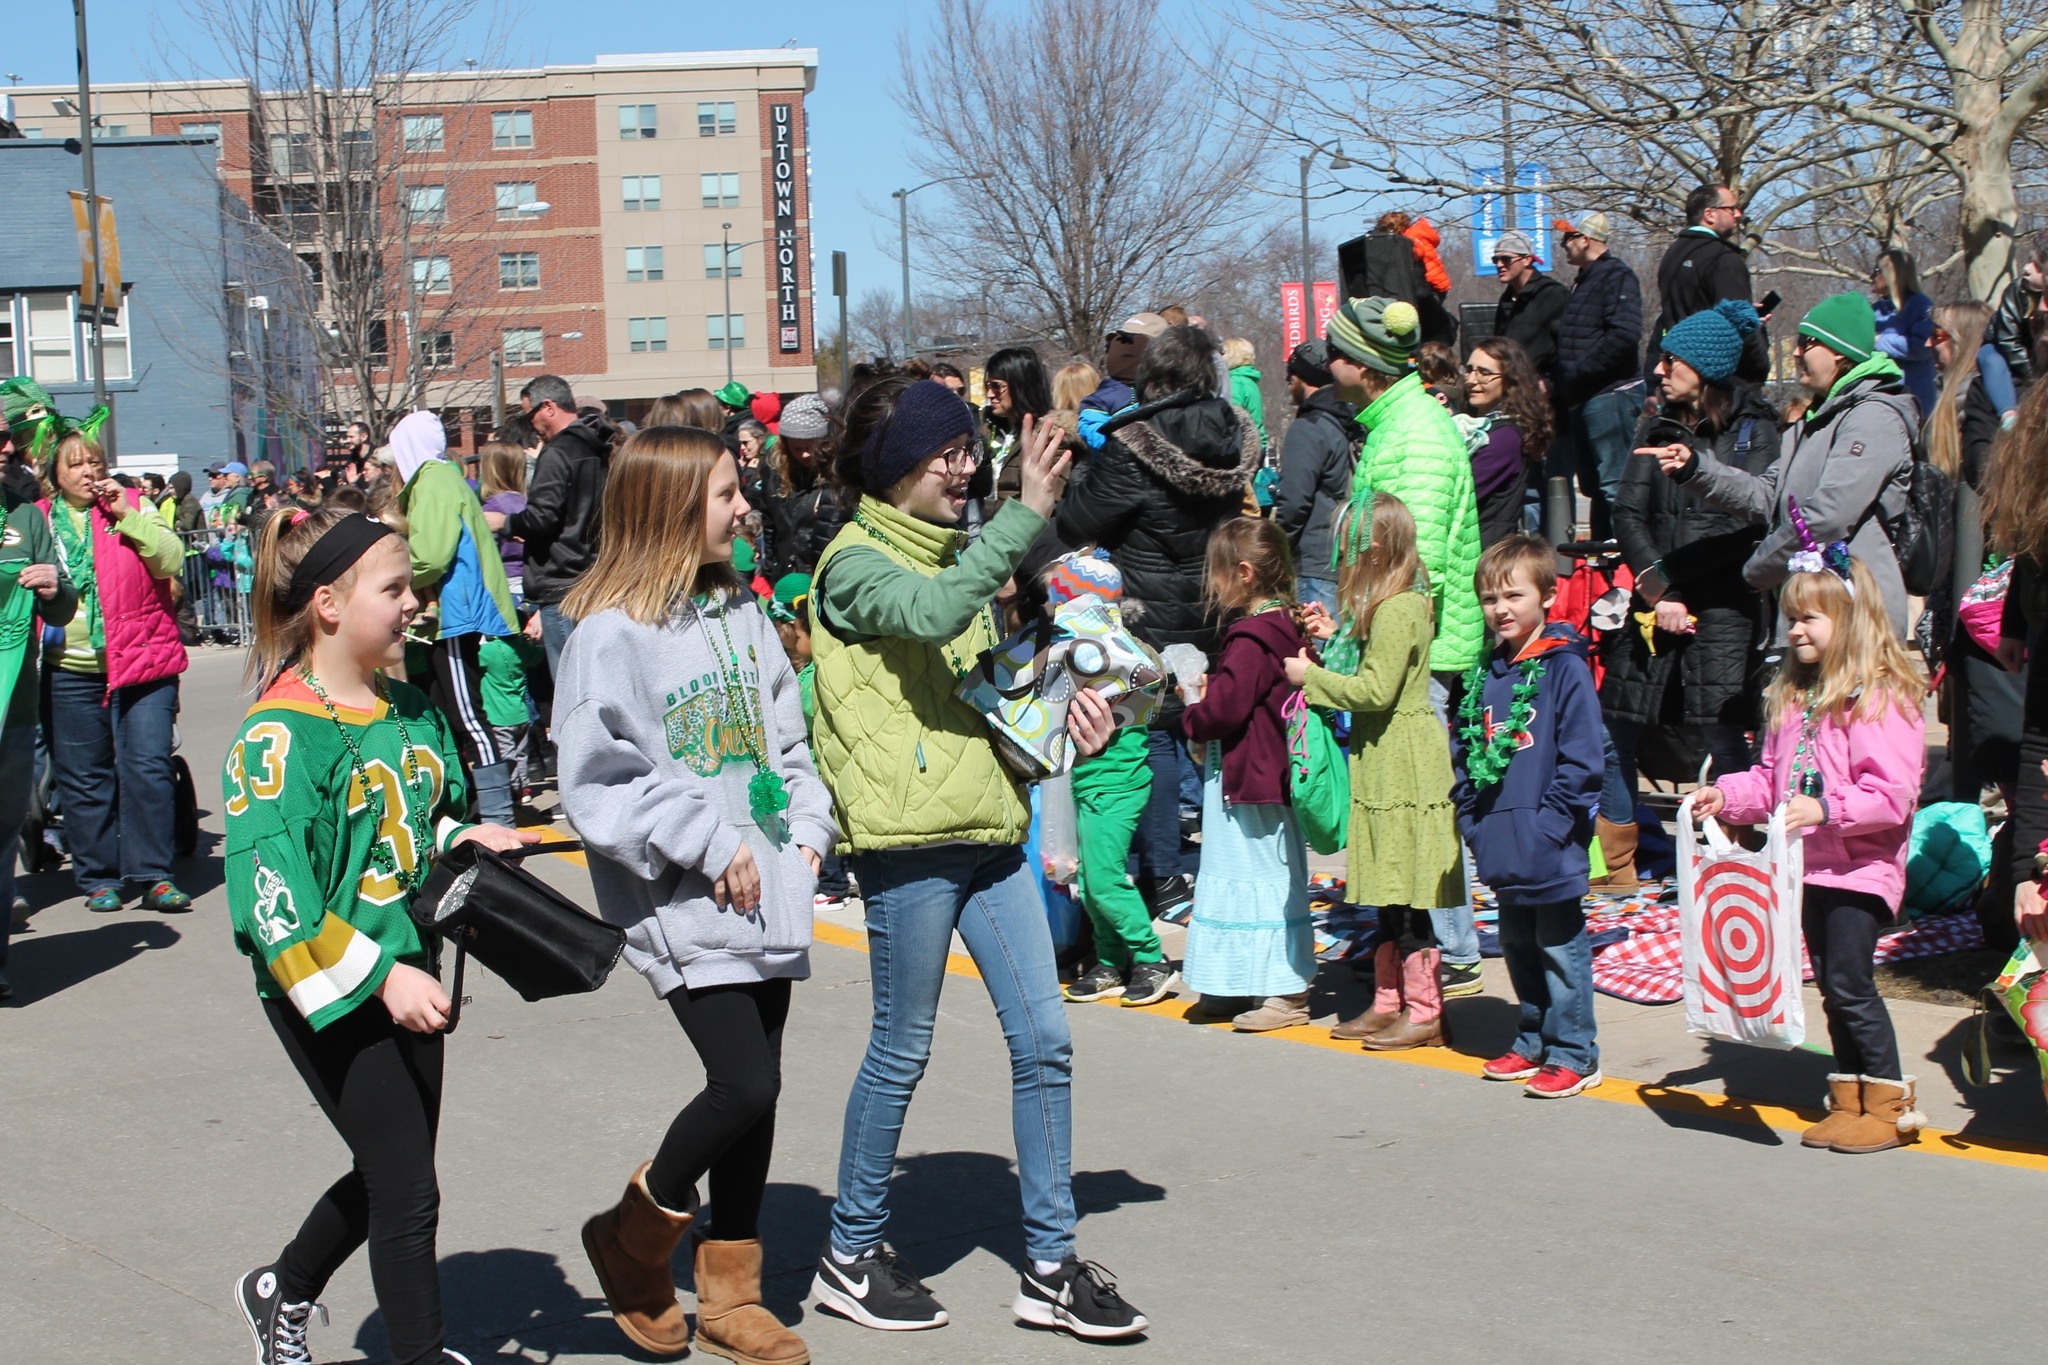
[826, 1264, 871, 1299]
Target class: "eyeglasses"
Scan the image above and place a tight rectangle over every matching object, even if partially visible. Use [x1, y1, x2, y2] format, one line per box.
[1462, 364, 1502, 379]
[1709, 201, 1745, 218]
[928, 442, 980, 471]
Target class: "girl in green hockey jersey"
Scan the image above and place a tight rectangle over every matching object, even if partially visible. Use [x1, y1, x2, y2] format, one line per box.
[223, 505, 534, 1365]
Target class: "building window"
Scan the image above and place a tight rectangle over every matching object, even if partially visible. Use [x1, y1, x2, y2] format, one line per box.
[699, 172, 740, 209]
[629, 316, 669, 353]
[492, 110, 534, 149]
[419, 331, 454, 368]
[625, 246, 665, 282]
[25, 293, 77, 385]
[707, 313, 746, 350]
[180, 122, 221, 141]
[103, 124, 128, 138]
[0, 311, 13, 375]
[411, 256, 452, 293]
[404, 185, 446, 226]
[619, 104, 656, 139]
[339, 129, 374, 171]
[402, 115, 444, 152]
[703, 243, 743, 278]
[623, 176, 661, 211]
[268, 131, 312, 174]
[85, 297, 132, 382]
[697, 101, 736, 137]
[366, 319, 390, 367]
[502, 327, 545, 366]
[499, 252, 540, 290]
[495, 181, 539, 219]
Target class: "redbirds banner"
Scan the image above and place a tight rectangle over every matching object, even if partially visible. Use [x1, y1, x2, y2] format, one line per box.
[1678, 799, 1806, 1049]
[1281, 282, 1308, 354]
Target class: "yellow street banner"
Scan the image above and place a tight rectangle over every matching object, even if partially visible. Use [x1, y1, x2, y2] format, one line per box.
[67, 190, 123, 326]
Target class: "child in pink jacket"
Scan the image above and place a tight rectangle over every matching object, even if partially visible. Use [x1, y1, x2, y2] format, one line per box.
[1693, 551, 1926, 1155]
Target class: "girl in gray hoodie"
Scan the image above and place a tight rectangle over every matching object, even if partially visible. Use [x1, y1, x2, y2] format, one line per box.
[555, 425, 833, 1365]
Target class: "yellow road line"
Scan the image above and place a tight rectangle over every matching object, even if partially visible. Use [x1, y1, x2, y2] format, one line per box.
[810, 921, 2048, 1173]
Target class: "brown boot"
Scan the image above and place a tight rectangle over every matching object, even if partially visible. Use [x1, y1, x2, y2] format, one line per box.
[1366, 948, 1448, 1050]
[581, 1162, 696, 1356]
[1362, 1011, 1447, 1050]
[1799, 1074, 1863, 1149]
[1589, 817, 1640, 894]
[694, 1238, 810, 1365]
[1828, 1077, 1929, 1154]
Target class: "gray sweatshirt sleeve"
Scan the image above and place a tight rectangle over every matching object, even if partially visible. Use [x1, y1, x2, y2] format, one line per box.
[556, 691, 745, 886]
[1680, 435, 1781, 528]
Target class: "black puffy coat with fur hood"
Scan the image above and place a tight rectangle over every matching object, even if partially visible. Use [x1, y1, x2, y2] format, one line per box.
[1056, 390, 1260, 666]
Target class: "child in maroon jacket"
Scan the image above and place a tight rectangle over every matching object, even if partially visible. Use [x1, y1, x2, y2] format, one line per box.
[1179, 518, 1317, 1032]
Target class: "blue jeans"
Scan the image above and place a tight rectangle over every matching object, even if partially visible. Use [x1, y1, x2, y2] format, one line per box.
[1599, 726, 1635, 825]
[1135, 726, 1185, 879]
[832, 843, 1077, 1263]
[1298, 575, 1338, 616]
[48, 671, 179, 894]
[0, 723, 40, 971]
[538, 602, 574, 681]
[1497, 899, 1599, 1074]
[1426, 673, 1481, 966]
[1557, 388, 1642, 540]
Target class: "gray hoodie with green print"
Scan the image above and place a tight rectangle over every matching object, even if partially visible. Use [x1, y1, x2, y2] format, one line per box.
[555, 590, 837, 996]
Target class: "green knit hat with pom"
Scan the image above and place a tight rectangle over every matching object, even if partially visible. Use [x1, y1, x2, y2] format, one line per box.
[1325, 297, 1422, 376]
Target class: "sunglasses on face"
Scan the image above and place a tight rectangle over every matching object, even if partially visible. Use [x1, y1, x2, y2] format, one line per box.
[1932, 327, 1953, 346]
[1490, 255, 1525, 268]
[1108, 332, 1138, 345]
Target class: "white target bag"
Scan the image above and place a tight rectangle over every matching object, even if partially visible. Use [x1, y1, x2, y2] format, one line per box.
[1677, 797, 1807, 1049]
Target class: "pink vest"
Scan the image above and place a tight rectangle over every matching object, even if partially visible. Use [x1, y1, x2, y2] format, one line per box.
[42, 491, 188, 691]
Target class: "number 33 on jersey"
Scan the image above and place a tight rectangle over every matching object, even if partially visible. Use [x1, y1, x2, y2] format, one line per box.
[222, 674, 471, 1030]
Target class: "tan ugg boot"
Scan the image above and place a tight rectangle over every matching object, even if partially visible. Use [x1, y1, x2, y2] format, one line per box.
[581, 1162, 696, 1356]
[1589, 817, 1640, 894]
[1828, 1077, 1929, 1154]
[1799, 1074, 1863, 1149]
[693, 1238, 810, 1365]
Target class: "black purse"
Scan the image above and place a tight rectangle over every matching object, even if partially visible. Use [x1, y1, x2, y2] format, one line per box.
[408, 841, 626, 1032]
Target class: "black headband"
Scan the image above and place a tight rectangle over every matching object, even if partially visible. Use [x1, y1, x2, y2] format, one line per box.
[283, 514, 396, 614]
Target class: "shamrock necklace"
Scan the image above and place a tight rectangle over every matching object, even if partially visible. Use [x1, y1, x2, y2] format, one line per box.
[1458, 655, 1546, 792]
[701, 597, 791, 831]
[302, 667, 437, 894]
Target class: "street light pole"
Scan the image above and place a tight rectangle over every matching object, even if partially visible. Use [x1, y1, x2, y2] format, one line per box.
[723, 221, 735, 386]
[72, 0, 113, 454]
[893, 189, 911, 362]
[1299, 154, 1313, 290]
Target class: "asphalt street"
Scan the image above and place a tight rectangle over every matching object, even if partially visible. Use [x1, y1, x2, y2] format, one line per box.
[4, 646, 2045, 1364]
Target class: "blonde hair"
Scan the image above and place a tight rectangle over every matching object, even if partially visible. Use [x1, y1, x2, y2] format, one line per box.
[1204, 516, 1296, 618]
[246, 504, 393, 686]
[42, 430, 106, 501]
[562, 425, 740, 624]
[1765, 556, 1924, 728]
[1051, 361, 1101, 413]
[477, 441, 527, 500]
[1221, 336, 1256, 370]
[1924, 299, 1992, 480]
[1334, 493, 1428, 638]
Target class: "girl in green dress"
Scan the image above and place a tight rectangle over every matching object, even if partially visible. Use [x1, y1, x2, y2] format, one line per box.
[1287, 492, 1463, 1050]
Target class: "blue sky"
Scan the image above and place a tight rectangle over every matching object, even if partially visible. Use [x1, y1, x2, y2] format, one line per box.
[7, 1, 1390, 317]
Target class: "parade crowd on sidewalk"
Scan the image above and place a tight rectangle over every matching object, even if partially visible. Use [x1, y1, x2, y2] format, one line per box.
[12, 182, 2048, 1365]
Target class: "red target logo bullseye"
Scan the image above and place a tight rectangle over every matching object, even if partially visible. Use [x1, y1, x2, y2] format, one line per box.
[1696, 859, 1786, 1022]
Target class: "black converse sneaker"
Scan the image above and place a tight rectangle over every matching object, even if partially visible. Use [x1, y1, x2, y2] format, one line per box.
[1014, 1257, 1149, 1339]
[236, 1264, 326, 1365]
[811, 1244, 949, 1330]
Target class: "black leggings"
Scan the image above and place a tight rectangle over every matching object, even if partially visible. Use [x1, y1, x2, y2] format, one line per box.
[1801, 885, 1902, 1079]
[646, 978, 790, 1241]
[264, 996, 445, 1365]
[426, 633, 501, 771]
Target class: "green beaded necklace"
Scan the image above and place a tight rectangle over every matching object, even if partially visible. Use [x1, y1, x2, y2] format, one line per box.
[699, 596, 791, 834]
[302, 667, 437, 894]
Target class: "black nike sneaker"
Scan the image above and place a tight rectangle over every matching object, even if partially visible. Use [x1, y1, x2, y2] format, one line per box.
[236, 1264, 325, 1365]
[1014, 1257, 1149, 1340]
[810, 1244, 949, 1330]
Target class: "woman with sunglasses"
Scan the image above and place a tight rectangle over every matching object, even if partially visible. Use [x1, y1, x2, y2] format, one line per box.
[806, 376, 1147, 1340]
[1457, 336, 1552, 549]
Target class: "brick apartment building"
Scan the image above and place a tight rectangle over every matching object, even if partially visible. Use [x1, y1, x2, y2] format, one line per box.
[7, 49, 819, 451]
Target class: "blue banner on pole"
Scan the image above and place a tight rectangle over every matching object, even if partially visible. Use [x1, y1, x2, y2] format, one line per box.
[1470, 163, 1551, 275]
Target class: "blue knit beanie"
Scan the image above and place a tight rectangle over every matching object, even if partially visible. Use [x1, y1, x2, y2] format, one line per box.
[864, 380, 976, 491]
[1659, 299, 1761, 387]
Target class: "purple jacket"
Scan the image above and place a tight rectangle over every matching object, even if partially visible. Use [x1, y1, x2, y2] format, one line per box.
[1182, 608, 1306, 806]
[483, 491, 527, 584]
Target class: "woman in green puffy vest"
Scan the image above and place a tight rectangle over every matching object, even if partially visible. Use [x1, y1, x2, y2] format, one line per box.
[806, 376, 1148, 1341]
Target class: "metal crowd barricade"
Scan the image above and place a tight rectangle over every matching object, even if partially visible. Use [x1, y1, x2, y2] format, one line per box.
[178, 527, 255, 647]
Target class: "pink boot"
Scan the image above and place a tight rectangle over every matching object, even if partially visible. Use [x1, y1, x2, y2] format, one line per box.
[1364, 949, 1448, 1050]
[1332, 941, 1403, 1039]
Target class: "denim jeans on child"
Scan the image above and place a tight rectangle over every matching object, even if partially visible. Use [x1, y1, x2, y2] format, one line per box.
[1426, 672, 1481, 966]
[1496, 899, 1599, 1075]
[832, 842, 1077, 1264]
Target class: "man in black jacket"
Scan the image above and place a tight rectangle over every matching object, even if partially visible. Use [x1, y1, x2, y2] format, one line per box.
[1271, 340, 1358, 612]
[1650, 185, 1769, 384]
[1986, 230, 2047, 385]
[508, 373, 610, 676]
[1552, 212, 1643, 537]
[1491, 230, 1569, 379]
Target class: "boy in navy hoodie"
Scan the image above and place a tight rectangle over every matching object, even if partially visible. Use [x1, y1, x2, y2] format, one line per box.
[1452, 535, 1605, 1098]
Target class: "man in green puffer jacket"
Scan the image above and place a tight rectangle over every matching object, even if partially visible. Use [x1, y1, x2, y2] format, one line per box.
[1324, 296, 1484, 673]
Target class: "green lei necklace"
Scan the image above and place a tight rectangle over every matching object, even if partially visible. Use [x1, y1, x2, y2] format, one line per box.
[700, 596, 791, 835]
[302, 667, 437, 893]
[1458, 655, 1547, 791]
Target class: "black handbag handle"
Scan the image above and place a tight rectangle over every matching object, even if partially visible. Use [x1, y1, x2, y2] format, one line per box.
[497, 840, 583, 860]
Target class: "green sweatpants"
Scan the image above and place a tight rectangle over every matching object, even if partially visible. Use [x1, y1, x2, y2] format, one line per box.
[1072, 725, 1161, 968]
